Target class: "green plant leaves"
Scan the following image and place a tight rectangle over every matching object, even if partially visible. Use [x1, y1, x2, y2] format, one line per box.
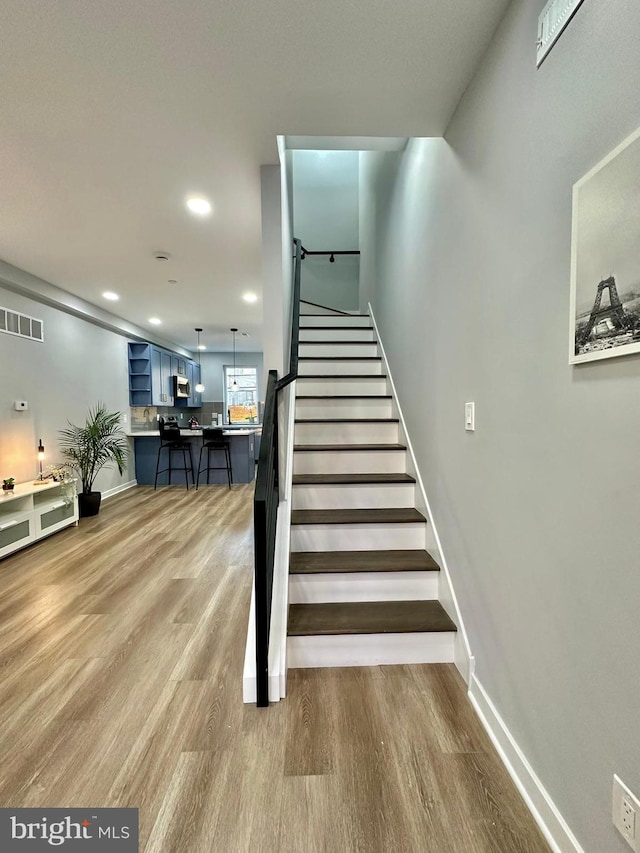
[58, 402, 129, 494]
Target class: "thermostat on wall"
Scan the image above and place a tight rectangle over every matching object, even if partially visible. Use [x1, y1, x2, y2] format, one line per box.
[13, 400, 28, 411]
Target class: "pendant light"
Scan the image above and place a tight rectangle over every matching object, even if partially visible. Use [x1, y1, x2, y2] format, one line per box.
[230, 327, 238, 391]
[194, 328, 205, 393]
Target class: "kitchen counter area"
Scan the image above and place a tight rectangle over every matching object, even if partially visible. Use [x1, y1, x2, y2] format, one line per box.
[129, 428, 261, 486]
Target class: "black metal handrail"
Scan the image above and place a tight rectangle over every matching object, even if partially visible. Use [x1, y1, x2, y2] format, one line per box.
[253, 238, 303, 707]
[277, 238, 302, 391]
[253, 369, 279, 707]
[300, 245, 360, 263]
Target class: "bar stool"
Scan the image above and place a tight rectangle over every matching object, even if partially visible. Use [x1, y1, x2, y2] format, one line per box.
[196, 427, 232, 489]
[154, 419, 194, 489]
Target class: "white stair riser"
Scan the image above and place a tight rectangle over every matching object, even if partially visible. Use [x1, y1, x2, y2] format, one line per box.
[289, 571, 439, 604]
[292, 482, 415, 510]
[299, 360, 383, 376]
[290, 522, 426, 551]
[287, 631, 455, 668]
[299, 328, 375, 342]
[295, 398, 393, 420]
[296, 377, 389, 396]
[293, 449, 407, 475]
[299, 305, 339, 315]
[295, 421, 398, 445]
[301, 315, 371, 327]
[299, 343, 378, 358]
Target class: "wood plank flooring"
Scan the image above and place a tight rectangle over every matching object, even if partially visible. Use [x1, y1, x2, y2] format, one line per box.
[0, 485, 549, 852]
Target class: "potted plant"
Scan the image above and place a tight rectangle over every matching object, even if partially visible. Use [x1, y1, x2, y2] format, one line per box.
[59, 403, 129, 517]
[2, 478, 15, 492]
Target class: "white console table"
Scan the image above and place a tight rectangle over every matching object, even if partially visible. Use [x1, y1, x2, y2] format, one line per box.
[0, 480, 78, 560]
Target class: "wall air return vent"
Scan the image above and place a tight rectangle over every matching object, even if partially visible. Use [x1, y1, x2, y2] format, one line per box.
[537, 0, 587, 67]
[0, 306, 44, 342]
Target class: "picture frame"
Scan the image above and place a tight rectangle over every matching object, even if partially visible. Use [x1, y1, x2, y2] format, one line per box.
[569, 125, 640, 364]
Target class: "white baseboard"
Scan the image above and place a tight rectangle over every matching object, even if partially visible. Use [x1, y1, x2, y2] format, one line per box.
[468, 675, 584, 853]
[243, 586, 257, 704]
[102, 479, 137, 500]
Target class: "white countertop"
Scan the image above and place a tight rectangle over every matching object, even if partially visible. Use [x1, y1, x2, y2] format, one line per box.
[127, 428, 259, 438]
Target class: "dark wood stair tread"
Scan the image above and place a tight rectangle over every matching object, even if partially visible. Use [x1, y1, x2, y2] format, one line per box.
[294, 443, 406, 452]
[300, 341, 377, 345]
[292, 473, 415, 485]
[299, 356, 381, 361]
[288, 600, 456, 636]
[291, 508, 426, 525]
[295, 418, 399, 423]
[297, 374, 388, 379]
[290, 549, 438, 574]
[296, 395, 392, 400]
[300, 325, 373, 330]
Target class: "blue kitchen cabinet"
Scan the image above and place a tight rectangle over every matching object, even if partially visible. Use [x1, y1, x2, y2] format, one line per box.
[175, 360, 202, 408]
[171, 354, 188, 378]
[128, 342, 152, 406]
[150, 347, 173, 406]
[129, 341, 192, 408]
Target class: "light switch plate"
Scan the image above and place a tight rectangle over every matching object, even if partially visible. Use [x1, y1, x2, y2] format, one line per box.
[465, 402, 475, 432]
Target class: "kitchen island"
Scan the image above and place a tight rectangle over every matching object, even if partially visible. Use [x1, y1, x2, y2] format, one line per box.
[129, 429, 259, 486]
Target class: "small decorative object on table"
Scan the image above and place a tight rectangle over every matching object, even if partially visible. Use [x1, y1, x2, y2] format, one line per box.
[2, 478, 15, 492]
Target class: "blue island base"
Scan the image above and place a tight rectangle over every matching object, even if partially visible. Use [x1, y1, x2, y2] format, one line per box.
[133, 432, 256, 486]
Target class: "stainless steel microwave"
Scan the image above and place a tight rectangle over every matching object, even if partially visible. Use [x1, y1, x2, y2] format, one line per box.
[173, 375, 190, 398]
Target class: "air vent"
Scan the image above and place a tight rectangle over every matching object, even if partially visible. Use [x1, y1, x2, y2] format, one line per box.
[537, 0, 586, 67]
[0, 306, 44, 342]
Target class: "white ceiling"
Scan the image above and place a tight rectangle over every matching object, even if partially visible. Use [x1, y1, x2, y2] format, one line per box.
[0, 0, 511, 352]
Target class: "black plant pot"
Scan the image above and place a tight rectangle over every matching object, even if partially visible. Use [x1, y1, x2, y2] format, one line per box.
[78, 491, 102, 518]
[2, 484, 14, 491]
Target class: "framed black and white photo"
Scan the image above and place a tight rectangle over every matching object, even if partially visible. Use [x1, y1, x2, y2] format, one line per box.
[569, 125, 640, 364]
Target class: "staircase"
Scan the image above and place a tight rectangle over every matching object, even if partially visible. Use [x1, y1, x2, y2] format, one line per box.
[287, 309, 457, 668]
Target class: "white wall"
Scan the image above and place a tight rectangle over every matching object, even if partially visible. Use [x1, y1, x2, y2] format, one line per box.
[292, 150, 359, 311]
[361, 2, 640, 851]
[0, 285, 134, 491]
[261, 163, 286, 378]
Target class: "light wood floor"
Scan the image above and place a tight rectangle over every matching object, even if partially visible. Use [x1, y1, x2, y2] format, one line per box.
[0, 485, 549, 852]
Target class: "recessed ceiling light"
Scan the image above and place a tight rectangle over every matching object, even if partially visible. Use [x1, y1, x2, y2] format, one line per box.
[243, 292, 258, 303]
[148, 317, 162, 325]
[198, 344, 206, 351]
[186, 197, 212, 216]
[103, 291, 119, 301]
